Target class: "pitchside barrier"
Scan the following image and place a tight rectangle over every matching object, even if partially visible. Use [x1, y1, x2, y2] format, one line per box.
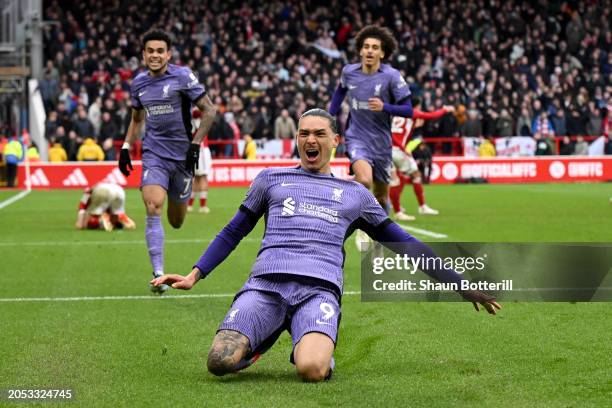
[16, 156, 612, 189]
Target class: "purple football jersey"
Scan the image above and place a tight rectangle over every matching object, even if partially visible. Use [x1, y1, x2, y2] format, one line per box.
[241, 166, 388, 292]
[341, 63, 411, 156]
[130, 64, 206, 160]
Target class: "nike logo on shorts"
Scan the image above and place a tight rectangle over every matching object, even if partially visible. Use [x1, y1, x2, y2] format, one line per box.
[315, 319, 334, 326]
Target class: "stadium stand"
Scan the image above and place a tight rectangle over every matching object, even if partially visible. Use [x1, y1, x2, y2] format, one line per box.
[34, 0, 611, 159]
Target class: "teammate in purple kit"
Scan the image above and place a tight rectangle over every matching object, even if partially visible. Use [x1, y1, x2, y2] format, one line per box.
[329, 25, 413, 209]
[118, 29, 216, 294]
[151, 109, 500, 382]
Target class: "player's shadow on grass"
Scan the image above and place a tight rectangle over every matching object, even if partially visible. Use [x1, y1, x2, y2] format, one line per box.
[207, 370, 303, 383]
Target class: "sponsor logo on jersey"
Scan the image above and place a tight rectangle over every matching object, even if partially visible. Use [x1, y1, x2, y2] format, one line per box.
[282, 197, 296, 216]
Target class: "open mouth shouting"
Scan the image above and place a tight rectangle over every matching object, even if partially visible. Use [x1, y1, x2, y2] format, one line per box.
[305, 147, 320, 162]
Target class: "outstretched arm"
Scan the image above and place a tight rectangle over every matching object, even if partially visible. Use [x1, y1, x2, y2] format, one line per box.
[151, 206, 261, 290]
[328, 84, 347, 116]
[364, 220, 501, 314]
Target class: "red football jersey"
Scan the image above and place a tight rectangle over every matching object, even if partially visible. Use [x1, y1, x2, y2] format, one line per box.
[391, 108, 448, 149]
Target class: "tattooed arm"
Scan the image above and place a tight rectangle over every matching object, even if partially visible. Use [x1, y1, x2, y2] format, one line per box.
[207, 330, 251, 376]
[192, 94, 216, 144]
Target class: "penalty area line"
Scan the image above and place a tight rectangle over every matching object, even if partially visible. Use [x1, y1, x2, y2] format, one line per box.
[0, 291, 361, 303]
[0, 190, 30, 211]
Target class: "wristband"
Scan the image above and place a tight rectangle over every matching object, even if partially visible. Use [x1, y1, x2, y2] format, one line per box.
[122, 142, 130, 149]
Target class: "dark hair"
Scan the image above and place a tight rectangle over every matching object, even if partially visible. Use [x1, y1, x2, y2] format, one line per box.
[355, 25, 397, 59]
[142, 29, 172, 50]
[300, 109, 338, 133]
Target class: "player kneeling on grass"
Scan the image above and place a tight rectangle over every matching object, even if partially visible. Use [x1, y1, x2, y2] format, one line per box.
[152, 109, 500, 382]
[75, 183, 136, 232]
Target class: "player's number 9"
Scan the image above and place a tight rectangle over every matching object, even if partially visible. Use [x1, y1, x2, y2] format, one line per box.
[320, 303, 335, 320]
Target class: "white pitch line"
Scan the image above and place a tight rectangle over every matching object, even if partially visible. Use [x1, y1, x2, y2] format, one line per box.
[0, 291, 361, 303]
[0, 238, 261, 247]
[398, 224, 448, 239]
[0, 190, 30, 211]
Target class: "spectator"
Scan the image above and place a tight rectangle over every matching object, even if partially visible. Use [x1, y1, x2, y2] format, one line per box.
[39, 69, 60, 112]
[73, 107, 96, 138]
[88, 97, 103, 136]
[534, 132, 553, 156]
[604, 136, 612, 155]
[225, 112, 241, 157]
[48, 138, 68, 162]
[77, 137, 105, 161]
[45, 111, 59, 141]
[26, 143, 41, 162]
[274, 109, 297, 139]
[516, 108, 532, 136]
[559, 136, 575, 155]
[495, 109, 514, 137]
[2, 136, 23, 187]
[208, 111, 233, 158]
[551, 109, 567, 137]
[99, 111, 118, 160]
[460, 109, 482, 137]
[532, 112, 555, 138]
[573, 136, 589, 155]
[243, 134, 257, 160]
[566, 109, 587, 136]
[586, 102, 602, 136]
[63, 130, 82, 161]
[478, 136, 496, 157]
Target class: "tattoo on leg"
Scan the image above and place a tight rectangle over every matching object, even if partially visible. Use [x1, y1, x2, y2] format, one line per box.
[207, 330, 251, 376]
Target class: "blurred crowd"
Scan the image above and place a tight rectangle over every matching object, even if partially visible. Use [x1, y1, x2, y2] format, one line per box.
[33, 0, 610, 160]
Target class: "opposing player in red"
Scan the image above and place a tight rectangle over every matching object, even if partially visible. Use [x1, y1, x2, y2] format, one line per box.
[390, 99, 454, 220]
[75, 183, 136, 231]
[187, 109, 212, 214]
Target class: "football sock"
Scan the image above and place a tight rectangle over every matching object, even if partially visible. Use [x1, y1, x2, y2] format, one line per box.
[200, 191, 207, 207]
[389, 184, 403, 213]
[413, 182, 425, 206]
[146, 215, 164, 276]
[188, 192, 195, 207]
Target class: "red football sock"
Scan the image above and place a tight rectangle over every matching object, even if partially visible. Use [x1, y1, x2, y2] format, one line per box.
[188, 192, 195, 207]
[200, 191, 208, 207]
[389, 185, 402, 213]
[412, 182, 425, 206]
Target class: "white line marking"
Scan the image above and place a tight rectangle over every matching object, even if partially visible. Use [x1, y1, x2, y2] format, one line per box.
[0, 291, 361, 303]
[0, 238, 261, 247]
[0, 190, 30, 210]
[397, 224, 448, 239]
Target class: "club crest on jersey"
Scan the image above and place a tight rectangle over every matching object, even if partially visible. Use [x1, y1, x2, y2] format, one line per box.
[374, 83, 382, 96]
[332, 188, 343, 203]
[282, 197, 296, 216]
[162, 84, 170, 98]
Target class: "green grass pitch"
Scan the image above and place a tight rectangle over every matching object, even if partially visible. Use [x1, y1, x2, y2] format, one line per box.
[0, 183, 611, 407]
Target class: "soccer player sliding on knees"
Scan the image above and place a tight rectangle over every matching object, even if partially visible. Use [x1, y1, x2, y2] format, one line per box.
[152, 109, 500, 382]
